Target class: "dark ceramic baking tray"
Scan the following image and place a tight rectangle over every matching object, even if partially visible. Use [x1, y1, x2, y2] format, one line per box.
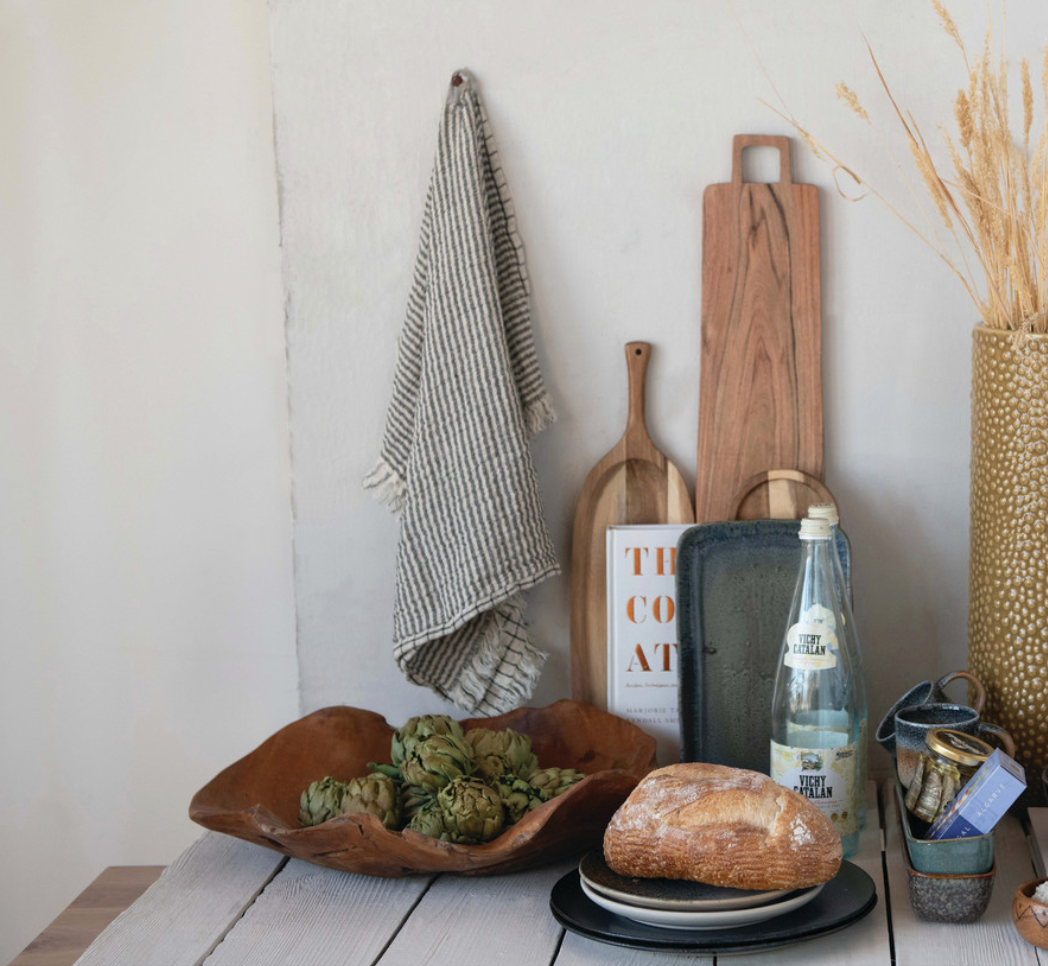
[550, 861, 876, 955]
[676, 521, 851, 773]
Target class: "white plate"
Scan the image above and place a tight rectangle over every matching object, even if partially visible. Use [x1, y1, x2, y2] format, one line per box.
[579, 877, 824, 931]
[578, 851, 791, 911]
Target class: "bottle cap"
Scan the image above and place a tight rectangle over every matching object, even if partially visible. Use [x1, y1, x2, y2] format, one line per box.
[808, 502, 840, 526]
[799, 517, 832, 539]
[926, 728, 994, 768]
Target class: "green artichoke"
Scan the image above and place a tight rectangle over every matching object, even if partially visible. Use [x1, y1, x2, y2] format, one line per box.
[437, 776, 505, 844]
[473, 752, 513, 783]
[401, 783, 435, 821]
[401, 733, 474, 793]
[391, 715, 465, 768]
[496, 774, 551, 824]
[299, 776, 349, 827]
[341, 774, 401, 829]
[464, 727, 538, 779]
[405, 802, 448, 839]
[527, 766, 585, 798]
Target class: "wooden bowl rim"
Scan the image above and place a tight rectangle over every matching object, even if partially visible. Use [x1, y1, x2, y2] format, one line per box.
[189, 699, 656, 872]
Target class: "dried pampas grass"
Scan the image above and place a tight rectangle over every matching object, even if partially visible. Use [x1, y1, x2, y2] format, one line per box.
[763, 2, 1048, 334]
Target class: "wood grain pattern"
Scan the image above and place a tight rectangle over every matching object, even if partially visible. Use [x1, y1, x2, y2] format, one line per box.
[1029, 807, 1048, 877]
[570, 343, 694, 709]
[883, 780, 1039, 966]
[190, 702, 655, 878]
[10, 866, 163, 966]
[378, 860, 571, 965]
[730, 468, 836, 521]
[71, 833, 285, 966]
[754, 782, 889, 966]
[696, 135, 823, 524]
[203, 860, 435, 966]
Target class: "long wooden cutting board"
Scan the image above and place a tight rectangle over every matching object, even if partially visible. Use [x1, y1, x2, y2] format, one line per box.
[696, 135, 824, 523]
[570, 342, 694, 710]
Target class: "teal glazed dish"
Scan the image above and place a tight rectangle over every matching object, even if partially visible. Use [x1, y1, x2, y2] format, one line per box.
[676, 521, 851, 773]
[893, 783, 996, 922]
[894, 783, 994, 875]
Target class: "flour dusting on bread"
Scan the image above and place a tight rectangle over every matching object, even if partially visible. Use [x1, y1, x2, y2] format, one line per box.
[603, 762, 842, 890]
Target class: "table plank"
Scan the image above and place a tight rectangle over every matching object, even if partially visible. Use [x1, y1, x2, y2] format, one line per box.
[71, 834, 285, 966]
[742, 781, 890, 966]
[202, 860, 435, 966]
[378, 859, 572, 966]
[1028, 808, 1048, 878]
[10, 866, 163, 966]
[885, 781, 1039, 966]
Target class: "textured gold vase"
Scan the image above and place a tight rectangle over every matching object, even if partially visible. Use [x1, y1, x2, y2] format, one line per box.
[968, 325, 1048, 800]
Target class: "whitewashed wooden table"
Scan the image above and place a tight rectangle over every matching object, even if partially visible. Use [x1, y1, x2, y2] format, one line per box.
[56, 786, 1048, 966]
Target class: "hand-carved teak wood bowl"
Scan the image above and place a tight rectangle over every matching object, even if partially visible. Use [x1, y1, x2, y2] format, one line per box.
[190, 700, 657, 877]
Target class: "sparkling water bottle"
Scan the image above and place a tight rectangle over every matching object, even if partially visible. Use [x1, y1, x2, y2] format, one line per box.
[770, 516, 862, 858]
[808, 502, 868, 830]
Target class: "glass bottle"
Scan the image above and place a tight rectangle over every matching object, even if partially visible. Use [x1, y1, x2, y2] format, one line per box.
[770, 516, 861, 858]
[808, 502, 868, 830]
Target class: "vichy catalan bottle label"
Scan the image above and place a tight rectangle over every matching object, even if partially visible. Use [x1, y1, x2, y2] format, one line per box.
[771, 740, 859, 837]
[784, 620, 838, 670]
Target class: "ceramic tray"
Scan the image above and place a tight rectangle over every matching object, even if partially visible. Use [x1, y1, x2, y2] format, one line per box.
[676, 520, 850, 773]
[550, 861, 876, 954]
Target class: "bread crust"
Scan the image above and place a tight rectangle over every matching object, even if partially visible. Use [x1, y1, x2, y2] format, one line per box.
[603, 763, 843, 890]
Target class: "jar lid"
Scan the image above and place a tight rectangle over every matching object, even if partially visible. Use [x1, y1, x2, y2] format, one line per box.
[926, 728, 994, 767]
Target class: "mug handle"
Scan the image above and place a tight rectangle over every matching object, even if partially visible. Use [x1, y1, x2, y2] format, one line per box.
[977, 721, 1017, 759]
[935, 671, 986, 714]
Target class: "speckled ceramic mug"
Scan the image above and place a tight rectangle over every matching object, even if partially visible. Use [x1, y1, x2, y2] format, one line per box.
[893, 703, 1016, 790]
[875, 670, 986, 757]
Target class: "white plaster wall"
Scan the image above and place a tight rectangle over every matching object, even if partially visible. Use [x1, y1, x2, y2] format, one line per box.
[272, 0, 1042, 742]
[0, 1, 297, 960]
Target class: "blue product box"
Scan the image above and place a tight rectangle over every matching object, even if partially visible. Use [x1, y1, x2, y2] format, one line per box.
[926, 748, 1027, 840]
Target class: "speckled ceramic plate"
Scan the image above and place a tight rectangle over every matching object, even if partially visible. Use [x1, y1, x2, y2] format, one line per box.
[550, 862, 877, 954]
[676, 521, 851, 774]
[579, 877, 823, 930]
[578, 851, 791, 911]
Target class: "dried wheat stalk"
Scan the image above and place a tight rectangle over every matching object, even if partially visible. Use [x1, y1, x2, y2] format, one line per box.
[768, 3, 1048, 333]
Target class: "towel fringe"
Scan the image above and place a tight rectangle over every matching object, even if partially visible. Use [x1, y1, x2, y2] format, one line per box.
[522, 392, 557, 439]
[362, 458, 407, 512]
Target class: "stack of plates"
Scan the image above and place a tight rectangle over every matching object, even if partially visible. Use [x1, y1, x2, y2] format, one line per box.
[577, 852, 824, 931]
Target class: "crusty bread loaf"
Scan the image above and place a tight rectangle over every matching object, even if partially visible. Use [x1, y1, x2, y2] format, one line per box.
[603, 763, 842, 890]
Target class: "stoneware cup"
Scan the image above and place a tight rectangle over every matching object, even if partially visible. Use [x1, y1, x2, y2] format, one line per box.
[1013, 878, 1048, 950]
[893, 703, 1017, 790]
[876, 670, 986, 756]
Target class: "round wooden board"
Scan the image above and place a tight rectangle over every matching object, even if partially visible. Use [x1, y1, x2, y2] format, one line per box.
[729, 469, 835, 521]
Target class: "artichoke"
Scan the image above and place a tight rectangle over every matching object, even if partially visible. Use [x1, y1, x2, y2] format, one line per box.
[496, 774, 551, 824]
[437, 776, 505, 844]
[527, 766, 585, 798]
[473, 752, 513, 783]
[392, 715, 465, 768]
[299, 776, 349, 827]
[401, 733, 474, 793]
[405, 802, 448, 839]
[341, 774, 401, 829]
[401, 783, 435, 821]
[464, 727, 538, 779]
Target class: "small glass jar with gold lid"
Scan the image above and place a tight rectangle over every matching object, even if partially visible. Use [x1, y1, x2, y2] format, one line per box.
[903, 728, 994, 824]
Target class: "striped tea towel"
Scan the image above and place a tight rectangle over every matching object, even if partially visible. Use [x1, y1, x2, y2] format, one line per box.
[364, 70, 559, 716]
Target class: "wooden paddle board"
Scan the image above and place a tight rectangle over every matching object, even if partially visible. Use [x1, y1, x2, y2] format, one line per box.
[696, 135, 824, 523]
[570, 342, 694, 710]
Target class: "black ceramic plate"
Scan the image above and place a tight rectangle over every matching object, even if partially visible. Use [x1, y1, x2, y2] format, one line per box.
[676, 521, 851, 774]
[550, 860, 876, 955]
[578, 851, 792, 911]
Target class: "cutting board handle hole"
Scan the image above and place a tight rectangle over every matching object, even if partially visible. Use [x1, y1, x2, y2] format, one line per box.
[739, 145, 783, 184]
